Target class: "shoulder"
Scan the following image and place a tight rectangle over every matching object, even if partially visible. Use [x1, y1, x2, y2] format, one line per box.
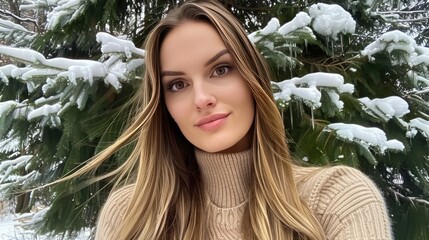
[293, 165, 382, 208]
[95, 184, 134, 240]
[293, 165, 393, 240]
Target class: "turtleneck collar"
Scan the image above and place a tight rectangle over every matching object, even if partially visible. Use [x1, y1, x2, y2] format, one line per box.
[195, 148, 253, 208]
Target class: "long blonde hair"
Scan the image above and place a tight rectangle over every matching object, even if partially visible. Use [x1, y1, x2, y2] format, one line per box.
[60, 1, 326, 239]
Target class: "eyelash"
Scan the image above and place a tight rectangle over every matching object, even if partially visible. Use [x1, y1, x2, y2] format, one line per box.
[166, 80, 188, 92]
[165, 63, 233, 92]
[211, 64, 232, 77]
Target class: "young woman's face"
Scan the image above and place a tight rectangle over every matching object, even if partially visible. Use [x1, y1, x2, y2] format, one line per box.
[160, 21, 254, 153]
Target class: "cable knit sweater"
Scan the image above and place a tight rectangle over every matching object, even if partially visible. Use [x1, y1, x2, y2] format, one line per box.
[95, 149, 392, 239]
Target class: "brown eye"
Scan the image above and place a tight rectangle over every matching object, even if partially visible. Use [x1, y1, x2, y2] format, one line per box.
[212, 65, 231, 77]
[168, 80, 188, 92]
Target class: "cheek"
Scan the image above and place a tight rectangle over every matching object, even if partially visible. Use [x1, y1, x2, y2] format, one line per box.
[235, 83, 254, 112]
[165, 97, 187, 125]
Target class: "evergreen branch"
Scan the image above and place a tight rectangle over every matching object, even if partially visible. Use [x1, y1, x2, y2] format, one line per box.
[231, 5, 273, 12]
[222, 0, 273, 12]
[0, 9, 38, 27]
[387, 187, 429, 206]
[299, 56, 361, 75]
[385, 17, 429, 23]
[405, 87, 429, 95]
[375, 10, 427, 14]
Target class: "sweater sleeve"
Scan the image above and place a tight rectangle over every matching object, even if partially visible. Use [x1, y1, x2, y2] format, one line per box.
[309, 166, 392, 240]
[94, 185, 134, 240]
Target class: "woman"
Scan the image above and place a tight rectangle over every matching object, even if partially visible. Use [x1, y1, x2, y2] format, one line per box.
[67, 1, 392, 239]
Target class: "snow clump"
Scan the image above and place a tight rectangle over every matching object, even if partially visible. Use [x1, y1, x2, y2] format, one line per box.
[273, 72, 354, 109]
[359, 96, 410, 121]
[326, 123, 405, 153]
[308, 3, 356, 40]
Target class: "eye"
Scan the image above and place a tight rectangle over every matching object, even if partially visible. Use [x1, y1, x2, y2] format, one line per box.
[167, 80, 189, 92]
[212, 65, 231, 77]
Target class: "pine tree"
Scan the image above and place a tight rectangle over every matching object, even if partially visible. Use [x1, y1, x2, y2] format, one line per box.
[251, 1, 429, 239]
[0, 0, 428, 239]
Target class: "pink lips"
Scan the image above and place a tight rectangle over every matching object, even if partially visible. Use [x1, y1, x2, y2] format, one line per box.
[195, 113, 230, 131]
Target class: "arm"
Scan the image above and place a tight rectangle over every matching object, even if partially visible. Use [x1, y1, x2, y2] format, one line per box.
[315, 166, 392, 240]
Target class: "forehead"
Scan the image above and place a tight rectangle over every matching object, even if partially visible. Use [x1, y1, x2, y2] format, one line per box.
[160, 21, 228, 70]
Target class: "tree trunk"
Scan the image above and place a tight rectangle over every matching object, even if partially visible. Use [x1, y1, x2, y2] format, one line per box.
[15, 191, 30, 213]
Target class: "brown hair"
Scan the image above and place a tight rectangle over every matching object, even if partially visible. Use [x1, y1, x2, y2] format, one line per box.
[59, 1, 326, 239]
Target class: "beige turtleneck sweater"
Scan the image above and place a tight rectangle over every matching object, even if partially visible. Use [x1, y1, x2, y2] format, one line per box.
[95, 149, 392, 239]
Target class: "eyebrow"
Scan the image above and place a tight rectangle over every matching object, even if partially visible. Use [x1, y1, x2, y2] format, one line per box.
[161, 71, 185, 77]
[204, 49, 229, 67]
[161, 49, 230, 77]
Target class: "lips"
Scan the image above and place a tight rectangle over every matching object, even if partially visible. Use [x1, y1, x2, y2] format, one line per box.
[195, 113, 230, 131]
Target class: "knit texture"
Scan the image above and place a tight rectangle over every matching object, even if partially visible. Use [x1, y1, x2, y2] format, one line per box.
[95, 150, 392, 240]
[195, 149, 252, 239]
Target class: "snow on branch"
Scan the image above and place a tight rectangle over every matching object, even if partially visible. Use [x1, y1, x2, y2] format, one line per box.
[361, 30, 429, 69]
[248, 3, 355, 44]
[362, 30, 416, 57]
[278, 12, 311, 36]
[308, 3, 356, 40]
[0, 100, 20, 116]
[370, 8, 429, 25]
[0, 33, 145, 123]
[0, 45, 107, 72]
[27, 103, 61, 121]
[16, 206, 50, 229]
[19, 0, 58, 10]
[406, 118, 429, 139]
[326, 123, 405, 154]
[273, 72, 354, 109]
[359, 96, 410, 122]
[413, 46, 429, 66]
[0, 155, 33, 183]
[362, 31, 429, 96]
[0, 100, 33, 129]
[407, 71, 429, 87]
[45, 0, 91, 30]
[248, 11, 315, 43]
[0, 138, 20, 154]
[248, 18, 280, 43]
[97, 32, 145, 57]
[0, 18, 34, 33]
[0, 65, 16, 84]
[0, 18, 35, 47]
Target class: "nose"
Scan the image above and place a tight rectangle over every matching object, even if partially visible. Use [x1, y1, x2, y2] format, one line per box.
[193, 82, 216, 110]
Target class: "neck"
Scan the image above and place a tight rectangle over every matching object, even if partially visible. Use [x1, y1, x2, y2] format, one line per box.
[195, 148, 253, 208]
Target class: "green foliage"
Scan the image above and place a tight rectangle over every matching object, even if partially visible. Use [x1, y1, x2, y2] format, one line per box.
[0, 0, 428, 239]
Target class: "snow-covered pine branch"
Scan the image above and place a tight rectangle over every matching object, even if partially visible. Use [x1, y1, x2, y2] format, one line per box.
[406, 118, 429, 139]
[359, 96, 410, 122]
[45, 0, 91, 30]
[247, 15, 314, 73]
[361, 30, 429, 70]
[0, 9, 37, 25]
[0, 137, 20, 154]
[272, 72, 354, 110]
[0, 32, 144, 127]
[361, 30, 429, 124]
[325, 123, 405, 154]
[248, 11, 314, 43]
[0, 18, 35, 47]
[0, 154, 34, 184]
[248, 2, 356, 45]
[308, 3, 356, 41]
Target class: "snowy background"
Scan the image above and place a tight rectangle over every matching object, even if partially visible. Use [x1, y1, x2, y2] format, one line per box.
[0, 208, 90, 240]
